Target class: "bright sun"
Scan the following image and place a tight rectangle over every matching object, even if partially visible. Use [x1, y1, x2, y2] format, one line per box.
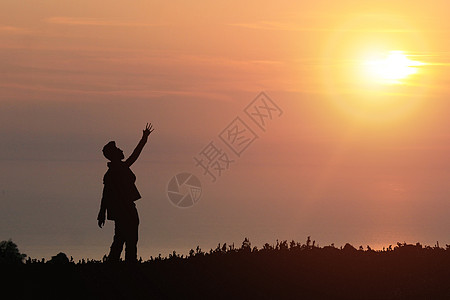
[364, 51, 424, 84]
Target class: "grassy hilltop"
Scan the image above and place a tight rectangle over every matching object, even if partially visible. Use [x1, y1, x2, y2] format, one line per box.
[2, 238, 450, 299]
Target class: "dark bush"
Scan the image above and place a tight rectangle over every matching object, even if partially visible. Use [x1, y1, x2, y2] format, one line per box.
[0, 239, 27, 265]
[47, 252, 70, 264]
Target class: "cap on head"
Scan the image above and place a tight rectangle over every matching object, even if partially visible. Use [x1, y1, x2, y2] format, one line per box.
[102, 141, 117, 161]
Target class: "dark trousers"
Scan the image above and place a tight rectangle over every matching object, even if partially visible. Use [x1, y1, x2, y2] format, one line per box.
[108, 205, 139, 262]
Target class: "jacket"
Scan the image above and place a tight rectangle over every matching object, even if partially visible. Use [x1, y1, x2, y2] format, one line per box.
[99, 161, 141, 220]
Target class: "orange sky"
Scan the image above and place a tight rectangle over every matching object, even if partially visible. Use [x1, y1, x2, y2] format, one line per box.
[2, 1, 450, 259]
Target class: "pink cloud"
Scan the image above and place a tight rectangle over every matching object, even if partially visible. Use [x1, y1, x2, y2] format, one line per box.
[0, 25, 31, 34]
[45, 17, 166, 27]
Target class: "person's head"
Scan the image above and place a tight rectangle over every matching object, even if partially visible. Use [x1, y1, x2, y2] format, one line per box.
[102, 141, 124, 162]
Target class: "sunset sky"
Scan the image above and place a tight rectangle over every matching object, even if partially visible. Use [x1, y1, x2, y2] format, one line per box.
[2, 1, 450, 260]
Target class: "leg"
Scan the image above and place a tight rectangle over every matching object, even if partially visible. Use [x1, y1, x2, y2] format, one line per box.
[125, 207, 139, 262]
[108, 220, 125, 262]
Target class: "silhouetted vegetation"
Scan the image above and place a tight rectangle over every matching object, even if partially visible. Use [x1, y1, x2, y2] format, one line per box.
[2, 237, 450, 299]
[0, 239, 26, 264]
[47, 252, 71, 265]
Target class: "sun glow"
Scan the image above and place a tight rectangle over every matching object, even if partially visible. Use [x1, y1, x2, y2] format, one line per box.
[364, 51, 424, 84]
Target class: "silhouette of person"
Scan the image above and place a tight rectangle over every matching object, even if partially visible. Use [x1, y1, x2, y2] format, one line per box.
[97, 123, 154, 263]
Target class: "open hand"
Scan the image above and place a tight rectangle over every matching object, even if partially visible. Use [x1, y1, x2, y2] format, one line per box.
[143, 123, 154, 138]
[98, 218, 105, 228]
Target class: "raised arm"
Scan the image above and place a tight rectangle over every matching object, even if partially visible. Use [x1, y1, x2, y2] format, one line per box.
[125, 123, 154, 167]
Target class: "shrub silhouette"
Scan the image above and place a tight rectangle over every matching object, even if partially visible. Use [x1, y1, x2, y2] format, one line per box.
[47, 252, 70, 264]
[342, 243, 357, 253]
[0, 239, 26, 264]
